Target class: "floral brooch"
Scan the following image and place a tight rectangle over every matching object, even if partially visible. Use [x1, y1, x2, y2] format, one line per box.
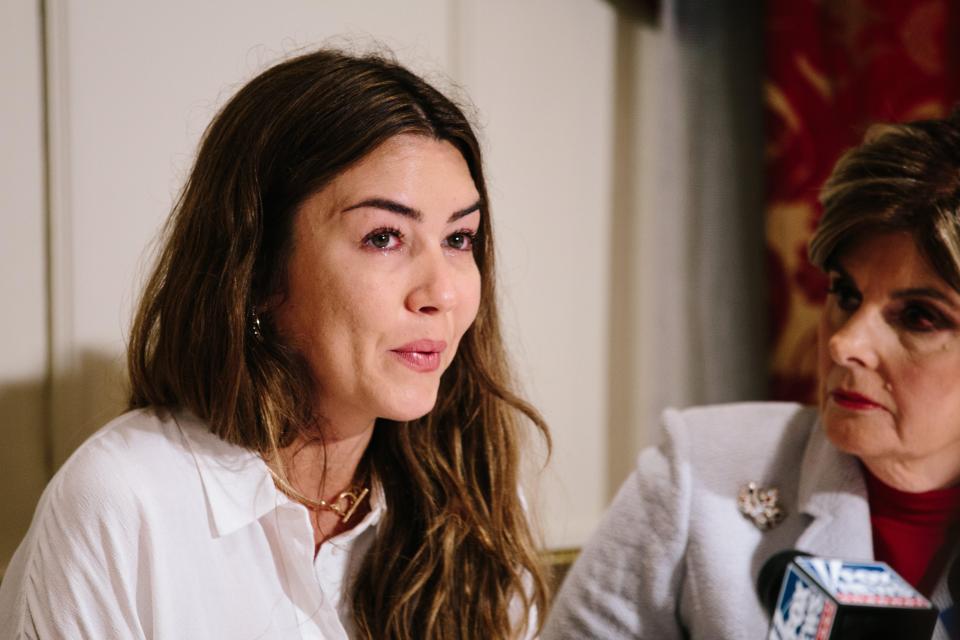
[737, 481, 785, 531]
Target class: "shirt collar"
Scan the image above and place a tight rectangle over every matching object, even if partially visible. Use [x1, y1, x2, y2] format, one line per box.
[175, 410, 282, 537]
[174, 410, 385, 539]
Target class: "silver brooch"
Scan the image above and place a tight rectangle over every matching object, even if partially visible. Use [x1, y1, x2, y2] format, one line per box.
[737, 482, 785, 531]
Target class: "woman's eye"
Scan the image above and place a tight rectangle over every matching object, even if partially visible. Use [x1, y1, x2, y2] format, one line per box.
[446, 230, 475, 252]
[362, 228, 402, 250]
[899, 304, 942, 332]
[827, 280, 860, 312]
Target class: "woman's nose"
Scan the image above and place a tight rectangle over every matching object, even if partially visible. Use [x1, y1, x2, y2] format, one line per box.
[405, 249, 457, 315]
[827, 309, 880, 370]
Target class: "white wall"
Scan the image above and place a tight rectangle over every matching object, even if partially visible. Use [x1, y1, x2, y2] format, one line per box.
[0, 1, 49, 572]
[456, 1, 616, 547]
[2, 0, 624, 568]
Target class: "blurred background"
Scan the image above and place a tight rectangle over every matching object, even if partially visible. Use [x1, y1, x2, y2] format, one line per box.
[2, 0, 957, 575]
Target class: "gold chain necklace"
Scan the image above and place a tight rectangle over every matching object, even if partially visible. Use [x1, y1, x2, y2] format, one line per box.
[266, 466, 370, 524]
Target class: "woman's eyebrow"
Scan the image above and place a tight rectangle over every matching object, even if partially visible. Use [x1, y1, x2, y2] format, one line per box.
[826, 261, 853, 281]
[342, 198, 421, 221]
[829, 259, 958, 307]
[448, 200, 481, 222]
[341, 198, 482, 223]
[891, 287, 958, 308]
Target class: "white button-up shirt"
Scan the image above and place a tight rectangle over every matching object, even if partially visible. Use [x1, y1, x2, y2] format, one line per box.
[0, 408, 383, 639]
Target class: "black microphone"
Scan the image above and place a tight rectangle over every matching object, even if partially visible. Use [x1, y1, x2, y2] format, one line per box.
[756, 550, 939, 639]
[949, 552, 960, 606]
[946, 554, 960, 639]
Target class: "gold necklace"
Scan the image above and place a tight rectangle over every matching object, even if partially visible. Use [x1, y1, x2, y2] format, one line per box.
[266, 466, 370, 524]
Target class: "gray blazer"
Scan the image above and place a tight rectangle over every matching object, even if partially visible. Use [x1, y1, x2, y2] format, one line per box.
[542, 402, 953, 639]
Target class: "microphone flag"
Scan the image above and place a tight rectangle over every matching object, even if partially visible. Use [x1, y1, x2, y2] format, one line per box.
[768, 556, 938, 640]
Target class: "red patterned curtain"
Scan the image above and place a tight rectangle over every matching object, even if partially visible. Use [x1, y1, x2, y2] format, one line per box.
[766, 0, 960, 402]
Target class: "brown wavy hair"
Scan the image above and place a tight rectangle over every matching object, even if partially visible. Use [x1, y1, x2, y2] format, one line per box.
[127, 49, 550, 638]
[810, 109, 960, 288]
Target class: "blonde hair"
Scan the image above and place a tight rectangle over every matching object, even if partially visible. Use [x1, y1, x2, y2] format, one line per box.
[810, 110, 960, 286]
[127, 49, 550, 638]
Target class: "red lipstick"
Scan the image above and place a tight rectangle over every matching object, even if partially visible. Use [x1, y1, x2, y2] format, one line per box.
[830, 390, 882, 411]
[391, 340, 447, 373]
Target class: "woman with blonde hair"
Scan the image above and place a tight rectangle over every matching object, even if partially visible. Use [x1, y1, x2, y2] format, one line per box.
[0, 49, 549, 639]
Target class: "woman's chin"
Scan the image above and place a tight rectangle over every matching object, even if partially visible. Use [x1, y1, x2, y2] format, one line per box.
[378, 391, 440, 423]
[822, 412, 889, 459]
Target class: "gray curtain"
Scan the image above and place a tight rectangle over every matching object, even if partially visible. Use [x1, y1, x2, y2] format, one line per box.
[605, 0, 767, 496]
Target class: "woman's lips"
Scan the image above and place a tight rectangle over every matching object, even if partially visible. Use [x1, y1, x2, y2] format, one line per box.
[391, 340, 447, 373]
[830, 389, 883, 411]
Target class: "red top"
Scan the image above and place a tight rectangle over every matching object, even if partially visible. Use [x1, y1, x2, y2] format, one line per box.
[865, 467, 960, 595]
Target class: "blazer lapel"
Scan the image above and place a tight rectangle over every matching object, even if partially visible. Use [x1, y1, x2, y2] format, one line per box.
[794, 419, 874, 560]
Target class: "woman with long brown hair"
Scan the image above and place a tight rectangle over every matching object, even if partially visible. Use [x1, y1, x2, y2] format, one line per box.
[0, 49, 549, 639]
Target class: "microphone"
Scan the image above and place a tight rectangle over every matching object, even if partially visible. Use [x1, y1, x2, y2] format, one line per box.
[945, 554, 960, 638]
[756, 550, 939, 639]
[949, 551, 960, 605]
